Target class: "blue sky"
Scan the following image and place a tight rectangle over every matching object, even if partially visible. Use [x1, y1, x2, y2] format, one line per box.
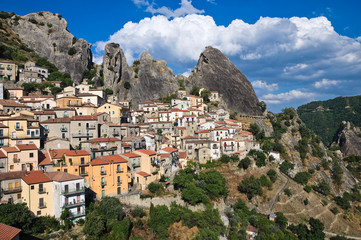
[2, 0, 361, 112]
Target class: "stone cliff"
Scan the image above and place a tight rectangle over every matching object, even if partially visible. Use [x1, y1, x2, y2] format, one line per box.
[189, 47, 262, 116]
[332, 121, 361, 157]
[7, 11, 92, 83]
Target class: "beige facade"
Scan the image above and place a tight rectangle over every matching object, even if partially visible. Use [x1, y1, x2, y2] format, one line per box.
[70, 115, 98, 148]
[0, 61, 18, 81]
[1, 144, 38, 172]
[0, 171, 26, 204]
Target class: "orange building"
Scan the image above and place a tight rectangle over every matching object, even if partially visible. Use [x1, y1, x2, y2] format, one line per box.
[88, 155, 131, 198]
[53, 150, 91, 183]
[56, 96, 82, 108]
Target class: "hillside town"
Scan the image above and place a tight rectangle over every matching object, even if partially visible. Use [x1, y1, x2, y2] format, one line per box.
[0, 59, 268, 223]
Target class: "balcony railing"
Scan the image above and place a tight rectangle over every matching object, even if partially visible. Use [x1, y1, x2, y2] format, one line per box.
[64, 200, 85, 208]
[117, 181, 121, 186]
[91, 146, 117, 152]
[116, 169, 123, 173]
[53, 162, 67, 167]
[79, 171, 88, 177]
[86, 125, 96, 129]
[101, 181, 107, 186]
[100, 171, 107, 175]
[61, 187, 85, 196]
[72, 132, 93, 138]
[112, 131, 120, 136]
[13, 158, 20, 163]
[38, 188, 46, 194]
[39, 204, 47, 209]
[2, 187, 22, 194]
[78, 161, 89, 166]
[60, 127, 68, 132]
[11, 135, 40, 139]
[70, 211, 86, 219]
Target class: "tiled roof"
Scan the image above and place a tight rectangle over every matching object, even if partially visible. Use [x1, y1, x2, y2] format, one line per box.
[121, 152, 141, 158]
[65, 150, 90, 156]
[0, 171, 27, 181]
[32, 110, 56, 115]
[0, 99, 30, 107]
[137, 149, 157, 156]
[16, 144, 38, 151]
[22, 170, 52, 184]
[39, 152, 52, 166]
[0, 150, 6, 158]
[1, 147, 19, 153]
[45, 171, 83, 182]
[179, 151, 187, 159]
[90, 158, 109, 166]
[40, 117, 71, 124]
[49, 149, 69, 159]
[136, 171, 151, 177]
[0, 223, 21, 240]
[102, 155, 128, 163]
[0, 123, 8, 128]
[71, 115, 97, 121]
[87, 137, 121, 143]
[102, 122, 121, 127]
[162, 147, 178, 153]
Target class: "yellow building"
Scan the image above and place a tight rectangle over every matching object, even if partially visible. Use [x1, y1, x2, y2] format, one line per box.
[7, 88, 24, 99]
[1, 144, 38, 172]
[88, 155, 131, 198]
[0, 60, 18, 81]
[134, 149, 161, 190]
[56, 96, 82, 108]
[21, 171, 54, 217]
[0, 117, 41, 148]
[53, 150, 91, 183]
[97, 103, 123, 124]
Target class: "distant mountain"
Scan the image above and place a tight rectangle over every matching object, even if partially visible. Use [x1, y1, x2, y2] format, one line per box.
[297, 95, 361, 145]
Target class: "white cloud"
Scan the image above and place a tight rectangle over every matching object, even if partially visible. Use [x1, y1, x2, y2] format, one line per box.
[132, 0, 149, 7]
[314, 78, 340, 88]
[261, 90, 316, 104]
[252, 80, 278, 92]
[206, 0, 217, 4]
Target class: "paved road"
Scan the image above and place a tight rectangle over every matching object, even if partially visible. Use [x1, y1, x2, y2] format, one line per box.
[324, 231, 361, 240]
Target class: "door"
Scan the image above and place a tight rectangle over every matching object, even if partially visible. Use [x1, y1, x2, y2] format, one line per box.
[102, 190, 105, 198]
[8, 183, 13, 191]
[64, 185, 68, 193]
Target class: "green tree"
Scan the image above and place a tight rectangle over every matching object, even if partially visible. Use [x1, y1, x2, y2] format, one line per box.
[148, 204, 173, 239]
[105, 88, 113, 95]
[60, 208, 73, 230]
[275, 212, 288, 230]
[124, 81, 131, 89]
[68, 47, 77, 55]
[181, 183, 209, 205]
[148, 182, 162, 195]
[83, 210, 106, 238]
[190, 85, 200, 96]
[131, 206, 146, 218]
[238, 176, 263, 200]
[97, 197, 125, 221]
[308, 217, 325, 240]
[294, 172, 311, 185]
[200, 89, 211, 103]
[267, 169, 277, 183]
[0, 203, 33, 233]
[238, 157, 251, 170]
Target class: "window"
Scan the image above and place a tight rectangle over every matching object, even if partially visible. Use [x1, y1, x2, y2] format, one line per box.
[39, 184, 44, 193]
[17, 193, 21, 199]
[0, 129, 3, 136]
[117, 187, 121, 194]
[16, 122, 21, 129]
[101, 166, 104, 174]
[37, 211, 41, 215]
[78, 123, 81, 127]
[117, 176, 121, 184]
[35, 130, 39, 135]
[31, 185, 34, 190]
[10, 165, 14, 170]
[39, 198, 44, 208]
[62, 133, 65, 139]
[112, 111, 115, 115]
[29, 153, 34, 158]
[117, 164, 121, 172]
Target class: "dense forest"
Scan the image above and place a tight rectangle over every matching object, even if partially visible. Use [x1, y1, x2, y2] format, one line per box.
[297, 95, 361, 145]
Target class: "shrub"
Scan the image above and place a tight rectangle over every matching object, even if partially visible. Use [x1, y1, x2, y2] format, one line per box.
[105, 88, 113, 95]
[238, 157, 251, 170]
[238, 176, 263, 200]
[267, 169, 277, 183]
[313, 180, 331, 196]
[148, 182, 163, 195]
[304, 185, 312, 193]
[284, 188, 292, 197]
[294, 172, 311, 185]
[68, 47, 77, 55]
[331, 207, 339, 215]
[304, 198, 309, 205]
[72, 36, 77, 44]
[132, 206, 146, 218]
[124, 81, 131, 89]
[28, 18, 38, 24]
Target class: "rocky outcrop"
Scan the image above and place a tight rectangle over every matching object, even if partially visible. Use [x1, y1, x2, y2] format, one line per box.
[120, 51, 177, 107]
[102, 43, 132, 90]
[189, 47, 262, 116]
[8, 11, 92, 84]
[332, 122, 361, 157]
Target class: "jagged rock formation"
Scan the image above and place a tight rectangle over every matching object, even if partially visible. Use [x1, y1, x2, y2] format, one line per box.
[7, 11, 92, 83]
[332, 121, 361, 157]
[102, 43, 132, 90]
[189, 47, 262, 116]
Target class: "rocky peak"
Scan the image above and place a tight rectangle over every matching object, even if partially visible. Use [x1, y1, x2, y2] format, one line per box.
[332, 121, 361, 157]
[8, 11, 92, 84]
[102, 43, 132, 90]
[189, 46, 262, 116]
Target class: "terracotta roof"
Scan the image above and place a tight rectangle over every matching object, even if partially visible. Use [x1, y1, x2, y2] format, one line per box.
[160, 153, 170, 158]
[65, 150, 90, 156]
[240, 131, 252, 135]
[121, 152, 141, 158]
[0, 150, 6, 158]
[22, 170, 52, 184]
[102, 122, 121, 127]
[38, 152, 52, 166]
[1, 147, 19, 153]
[137, 149, 157, 156]
[0, 123, 8, 128]
[87, 137, 121, 143]
[71, 115, 97, 121]
[179, 151, 186, 159]
[16, 144, 38, 151]
[90, 158, 109, 166]
[162, 147, 178, 153]
[0, 100, 30, 108]
[196, 130, 210, 133]
[177, 127, 186, 130]
[139, 101, 154, 104]
[40, 117, 71, 124]
[0, 171, 27, 181]
[246, 225, 258, 233]
[57, 96, 81, 100]
[78, 93, 98, 97]
[49, 149, 69, 159]
[0, 223, 21, 240]
[32, 110, 56, 115]
[102, 155, 127, 163]
[45, 171, 83, 182]
[136, 171, 151, 177]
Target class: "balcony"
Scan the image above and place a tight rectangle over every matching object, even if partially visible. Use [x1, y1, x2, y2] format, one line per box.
[86, 125, 96, 129]
[100, 170, 107, 175]
[91, 146, 117, 152]
[78, 161, 89, 166]
[79, 171, 88, 177]
[70, 211, 86, 219]
[64, 200, 85, 208]
[117, 181, 121, 186]
[39, 204, 47, 209]
[38, 188, 46, 194]
[15, 126, 23, 131]
[72, 132, 93, 138]
[7, 66, 12, 70]
[116, 169, 123, 173]
[101, 181, 107, 186]
[60, 127, 68, 132]
[53, 162, 67, 167]
[2, 187, 22, 194]
[112, 131, 120, 136]
[13, 158, 20, 163]
[11, 135, 40, 139]
[61, 187, 85, 196]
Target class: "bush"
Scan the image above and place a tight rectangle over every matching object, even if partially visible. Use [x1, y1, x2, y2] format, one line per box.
[304, 198, 309, 205]
[105, 88, 113, 95]
[124, 81, 131, 89]
[304, 185, 312, 193]
[28, 18, 38, 24]
[238, 157, 251, 170]
[259, 175, 272, 190]
[238, 176, 263, 200]
[312, 180, 331, 196]
[267, 169, 277, 183]
[219, 154, 230, 163]
[148, 182, 163, 195]
[294, 172, 311, 185]
[182, 183, 209, 205]
[72, 36, 77, 44]
[68, 47, 77, 55]
[284, 188, 292, 197]
[331, 207, 339, 215]
[132, 206, 146, 218]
